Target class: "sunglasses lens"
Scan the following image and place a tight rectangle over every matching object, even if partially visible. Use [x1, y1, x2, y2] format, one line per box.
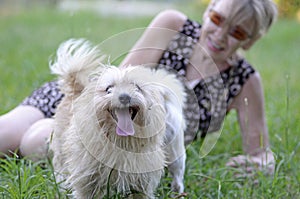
[209, 11, 223, 26]
[230, 26, 248, 41]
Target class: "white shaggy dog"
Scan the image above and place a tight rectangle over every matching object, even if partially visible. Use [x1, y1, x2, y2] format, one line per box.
[50, 39, 187, 198]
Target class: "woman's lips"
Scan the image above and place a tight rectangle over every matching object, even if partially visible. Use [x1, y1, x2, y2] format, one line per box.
[207, 37, 224, 52]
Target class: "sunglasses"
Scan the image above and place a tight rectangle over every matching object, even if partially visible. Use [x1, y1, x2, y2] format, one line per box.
[208, 10, 251, 41]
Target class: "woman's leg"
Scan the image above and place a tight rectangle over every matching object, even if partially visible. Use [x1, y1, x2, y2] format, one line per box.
[0, 105, 44, 157]
[19, 118, 54, 161]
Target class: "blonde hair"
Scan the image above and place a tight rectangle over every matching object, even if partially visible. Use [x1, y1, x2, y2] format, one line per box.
[205, 0, 278, 38]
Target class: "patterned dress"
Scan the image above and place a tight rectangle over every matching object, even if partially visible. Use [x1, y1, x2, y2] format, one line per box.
[158, 19, 255, 139]
[21, 19, 255, 139]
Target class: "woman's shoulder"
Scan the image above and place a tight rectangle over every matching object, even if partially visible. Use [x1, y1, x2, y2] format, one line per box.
[230, 58, 256, 76]
[149, 9, 188, 32]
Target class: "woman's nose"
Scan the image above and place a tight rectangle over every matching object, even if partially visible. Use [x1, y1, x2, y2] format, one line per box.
[214, 25, 229, 42]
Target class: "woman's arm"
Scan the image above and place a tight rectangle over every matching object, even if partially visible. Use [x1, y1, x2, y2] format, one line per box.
[231, 72, 269, 154]
[228, 72, 275, 174]
[120, 9, 187, 68]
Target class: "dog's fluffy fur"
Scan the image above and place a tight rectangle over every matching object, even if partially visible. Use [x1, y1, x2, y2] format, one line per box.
[50, 39, 186, 198]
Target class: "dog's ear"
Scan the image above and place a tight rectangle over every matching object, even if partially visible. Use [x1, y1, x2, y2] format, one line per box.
[50, 38, 107, 96]
[151, 69, 187, 135]
[154, 70, 186, 107]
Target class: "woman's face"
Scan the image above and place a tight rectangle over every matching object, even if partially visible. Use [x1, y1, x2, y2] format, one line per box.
[200, 0, 255, 64]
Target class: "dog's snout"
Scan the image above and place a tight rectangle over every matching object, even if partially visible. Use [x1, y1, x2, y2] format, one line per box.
[119, 93, 131, 105]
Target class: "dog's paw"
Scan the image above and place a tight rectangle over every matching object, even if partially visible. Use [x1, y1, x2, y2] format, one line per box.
[171, 180, 184, 195]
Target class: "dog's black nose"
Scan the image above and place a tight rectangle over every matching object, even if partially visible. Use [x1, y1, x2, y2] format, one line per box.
[119, 93, 131, 105]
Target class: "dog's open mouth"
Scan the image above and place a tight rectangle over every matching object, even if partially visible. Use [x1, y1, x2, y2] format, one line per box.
[108, 106, 139, 136]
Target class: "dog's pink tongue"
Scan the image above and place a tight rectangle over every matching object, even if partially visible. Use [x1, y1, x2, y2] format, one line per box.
[115, 108, 134, 136]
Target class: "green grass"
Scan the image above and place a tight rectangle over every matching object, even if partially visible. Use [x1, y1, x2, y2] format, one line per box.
[1, 5, 300, 199]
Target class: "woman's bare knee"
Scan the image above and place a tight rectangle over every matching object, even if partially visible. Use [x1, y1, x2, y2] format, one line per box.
[0, 106, 44, 157]
[20, 118, 54, 161]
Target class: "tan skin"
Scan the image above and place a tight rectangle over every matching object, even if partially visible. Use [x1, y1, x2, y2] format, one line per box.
[0, 5, 274, 173]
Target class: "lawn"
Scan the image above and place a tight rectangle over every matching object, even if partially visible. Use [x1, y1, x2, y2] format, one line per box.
[0, 4, 299, 199]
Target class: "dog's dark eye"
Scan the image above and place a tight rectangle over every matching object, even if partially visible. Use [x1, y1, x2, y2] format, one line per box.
[129, 82, 142, 92]
[135, 84, 142, 92]
[106, 85, 114, 94]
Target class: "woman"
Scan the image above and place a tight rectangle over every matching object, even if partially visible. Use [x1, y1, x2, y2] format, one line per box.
[0, 0, 277, 174]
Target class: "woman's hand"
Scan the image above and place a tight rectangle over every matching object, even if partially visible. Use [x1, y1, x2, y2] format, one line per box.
[226, 150, 275, 177]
